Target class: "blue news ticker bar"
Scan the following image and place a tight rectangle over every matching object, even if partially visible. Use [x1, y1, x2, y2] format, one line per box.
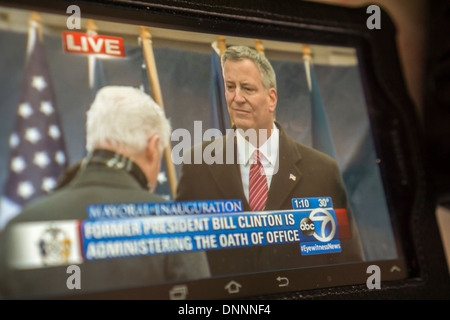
[80, 200, 341, 261]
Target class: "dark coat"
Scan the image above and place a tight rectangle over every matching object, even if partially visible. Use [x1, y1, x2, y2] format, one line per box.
[0, 163, 210, 298]
[176, 123, 365, 275]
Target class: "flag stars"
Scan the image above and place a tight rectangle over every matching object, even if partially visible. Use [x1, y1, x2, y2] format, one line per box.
[9, 133, 20, 148]
[41, 177, 57, 192]
[31, 75, 47, 92]
[40, 101, 54, 115]
[24, 127, 41, 144]
[18, 102, 33, 118]
[11, 157, 27, 173]
[55, 151, 66, 165]
[33, 151, 51, 169]
[17, 181, 35, 199]
[157, 172, 167, 184]
[48, 125, 61, 140]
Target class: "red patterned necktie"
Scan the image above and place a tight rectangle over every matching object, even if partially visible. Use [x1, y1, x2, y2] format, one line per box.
[249, 150, 268, 211]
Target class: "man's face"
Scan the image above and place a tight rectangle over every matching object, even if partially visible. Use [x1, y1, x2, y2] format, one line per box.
[223, 59, 277, 133]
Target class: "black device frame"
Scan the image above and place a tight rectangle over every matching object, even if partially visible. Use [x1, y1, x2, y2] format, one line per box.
[1, 0, 448, 300]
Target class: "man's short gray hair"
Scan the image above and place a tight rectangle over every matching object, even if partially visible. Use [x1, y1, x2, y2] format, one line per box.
[86, 86, 171, 155]
[221, 45, 277, 90]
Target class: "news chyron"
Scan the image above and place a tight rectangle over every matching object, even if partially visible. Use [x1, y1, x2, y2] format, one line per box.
[10, 198, 341, 270]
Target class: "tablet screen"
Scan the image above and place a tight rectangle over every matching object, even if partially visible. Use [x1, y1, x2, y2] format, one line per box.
[0, 4, 410, 299]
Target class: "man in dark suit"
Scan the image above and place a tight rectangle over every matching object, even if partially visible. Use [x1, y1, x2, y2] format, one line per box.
[0, 86, 210, 298]
[176, 46, 364, 275]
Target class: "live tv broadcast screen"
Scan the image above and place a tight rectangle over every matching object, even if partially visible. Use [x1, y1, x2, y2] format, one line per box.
[0, 5, 407, 299]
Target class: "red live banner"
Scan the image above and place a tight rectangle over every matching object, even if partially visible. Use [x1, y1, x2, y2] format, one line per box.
[62, 31, 125, 57]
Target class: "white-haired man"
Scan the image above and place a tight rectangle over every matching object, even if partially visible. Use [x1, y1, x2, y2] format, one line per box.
[0, 86, 210, 298]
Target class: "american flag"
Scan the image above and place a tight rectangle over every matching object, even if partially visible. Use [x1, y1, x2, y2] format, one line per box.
[0, 21, 68, 229]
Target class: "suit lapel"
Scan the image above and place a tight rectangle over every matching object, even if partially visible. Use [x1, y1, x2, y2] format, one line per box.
[206, 132, 250, 210]
[265, 123, 303, 210]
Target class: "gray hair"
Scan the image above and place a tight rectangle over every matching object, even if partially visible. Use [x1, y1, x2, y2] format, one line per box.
[221, 45, 277, 90]
[86, 86, 171, 155]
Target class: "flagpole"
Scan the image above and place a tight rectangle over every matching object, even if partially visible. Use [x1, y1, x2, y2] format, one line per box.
[217, 36, 226, 56]
[29, 12, 41, 38]
[140, 26, 178, 198]
[302, 44, 312, 91]
[27, 12, 41, 58]
[254, 39, 264, 55]
[86, 19, 98, 90]
[86, 19, 98, 33]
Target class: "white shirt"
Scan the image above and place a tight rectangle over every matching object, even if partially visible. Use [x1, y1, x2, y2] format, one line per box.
[236, 123, 279, 203]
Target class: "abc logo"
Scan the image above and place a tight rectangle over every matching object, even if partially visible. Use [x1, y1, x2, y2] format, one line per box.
[300, 218, 315, 236]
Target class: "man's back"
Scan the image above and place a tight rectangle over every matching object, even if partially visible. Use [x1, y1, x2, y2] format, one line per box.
[0, 164, 210, 298]
[13, 165, 164, 222]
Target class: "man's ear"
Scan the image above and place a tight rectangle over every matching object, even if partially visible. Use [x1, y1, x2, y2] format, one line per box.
[268, 88, 277, 113]
[146, 134, 161, 160]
